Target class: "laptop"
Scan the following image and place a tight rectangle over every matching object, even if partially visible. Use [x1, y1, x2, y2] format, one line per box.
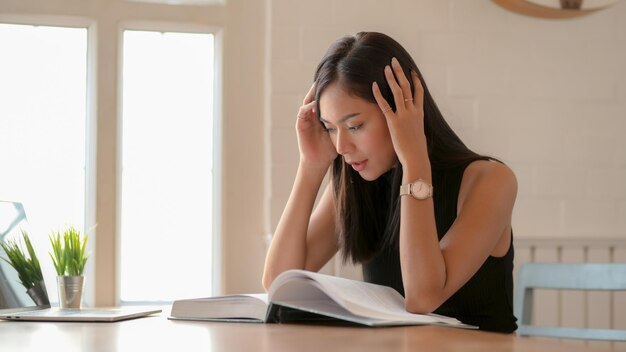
[0, 200, 161, 322]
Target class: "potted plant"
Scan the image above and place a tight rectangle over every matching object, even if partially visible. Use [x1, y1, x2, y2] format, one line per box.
[0, 231, 50, 306]
[49, 225, 88, 309]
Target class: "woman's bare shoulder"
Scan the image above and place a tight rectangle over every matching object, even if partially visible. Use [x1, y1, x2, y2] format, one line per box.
[465, 159, 516, 184]
[459, 160, 517, 205]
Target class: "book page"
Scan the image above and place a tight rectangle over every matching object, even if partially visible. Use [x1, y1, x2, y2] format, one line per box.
[269, 277, 400, 326]
[270, 270, 461, 325]
[242, 293, 270, 305]
[170, 293, 269, 321]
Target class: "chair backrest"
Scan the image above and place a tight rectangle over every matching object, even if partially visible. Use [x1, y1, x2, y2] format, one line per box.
[515, 262, 626, 341]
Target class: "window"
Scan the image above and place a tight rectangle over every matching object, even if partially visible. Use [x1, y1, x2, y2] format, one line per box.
[0, 23, 88, 303]
[120, 30, 215, 302]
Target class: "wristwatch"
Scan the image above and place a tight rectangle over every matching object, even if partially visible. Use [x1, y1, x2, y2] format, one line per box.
[400, 179, 433, 200]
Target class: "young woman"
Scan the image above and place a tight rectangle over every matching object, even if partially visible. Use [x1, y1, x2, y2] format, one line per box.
[262, 32, 517, 333]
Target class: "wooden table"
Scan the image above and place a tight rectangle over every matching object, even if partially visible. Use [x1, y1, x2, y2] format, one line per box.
[1, 312, 624, 351]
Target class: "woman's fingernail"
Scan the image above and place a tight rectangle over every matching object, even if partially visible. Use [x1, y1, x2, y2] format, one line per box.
[385, 65, 391, 73]
[392, 57, 398, 65]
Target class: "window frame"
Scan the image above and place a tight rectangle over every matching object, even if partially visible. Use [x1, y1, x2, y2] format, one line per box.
[0, 3, 224, 306]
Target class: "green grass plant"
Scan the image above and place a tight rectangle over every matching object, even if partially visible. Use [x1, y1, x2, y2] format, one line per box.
[49, 225, 88, 276]
[0, 231, 44, 290]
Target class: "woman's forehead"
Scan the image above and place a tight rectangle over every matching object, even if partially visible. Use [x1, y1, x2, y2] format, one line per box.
[319, 87, 377, 123]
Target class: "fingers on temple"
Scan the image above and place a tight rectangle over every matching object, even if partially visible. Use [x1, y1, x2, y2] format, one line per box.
[384, 65, 405, 112]
[391, 58, 412, 104]
[411, 71, 424, 104]
[303, 82, 316, 105]
[297, 99, 316, 120]
[372, 81, 393, 116]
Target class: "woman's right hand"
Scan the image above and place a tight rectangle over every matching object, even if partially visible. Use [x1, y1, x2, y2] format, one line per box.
[296, 82, 338, 171]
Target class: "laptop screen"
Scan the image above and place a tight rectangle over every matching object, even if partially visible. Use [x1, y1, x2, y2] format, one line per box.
[0, 201, 51, 311]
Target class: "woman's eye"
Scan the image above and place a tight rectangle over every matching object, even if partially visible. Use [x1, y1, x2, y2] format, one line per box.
[324, 126, 336, 133]
[348, 124, 362, 132]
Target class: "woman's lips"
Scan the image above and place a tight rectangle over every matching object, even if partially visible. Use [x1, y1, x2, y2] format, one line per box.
[351, 160, 367, 172]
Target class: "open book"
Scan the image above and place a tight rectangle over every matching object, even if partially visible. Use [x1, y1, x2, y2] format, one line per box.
[169, 269, 474, 328]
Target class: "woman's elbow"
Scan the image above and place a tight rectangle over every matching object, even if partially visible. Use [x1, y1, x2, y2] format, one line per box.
[404, 295, 441, 315]
[261, 271, 273, 292]
[262, 259, 283, 291]
[261, 279, 269, 292]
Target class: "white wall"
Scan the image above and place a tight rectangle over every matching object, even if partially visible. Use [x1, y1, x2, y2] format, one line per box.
[266, 0, 626, 247]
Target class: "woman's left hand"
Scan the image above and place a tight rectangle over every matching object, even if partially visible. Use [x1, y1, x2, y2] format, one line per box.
[372, 57, 427, 168]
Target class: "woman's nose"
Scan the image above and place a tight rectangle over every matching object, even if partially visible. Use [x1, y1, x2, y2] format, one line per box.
[335, 129, 353, 156]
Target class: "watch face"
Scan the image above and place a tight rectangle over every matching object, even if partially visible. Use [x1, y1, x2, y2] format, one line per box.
[411, 180, 432, 200]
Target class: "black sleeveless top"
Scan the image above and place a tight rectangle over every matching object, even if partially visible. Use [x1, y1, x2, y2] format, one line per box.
[362, 160, 518, 333]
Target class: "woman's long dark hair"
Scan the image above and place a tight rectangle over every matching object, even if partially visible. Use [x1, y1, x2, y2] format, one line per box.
[314, 32, 488, 263]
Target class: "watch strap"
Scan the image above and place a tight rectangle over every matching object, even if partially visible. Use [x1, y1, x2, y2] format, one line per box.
[399, 183, 411, 197]
[399, 179, 433, 200]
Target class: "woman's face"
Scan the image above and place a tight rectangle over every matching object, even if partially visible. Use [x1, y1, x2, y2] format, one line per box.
[319, 82, 397, 181]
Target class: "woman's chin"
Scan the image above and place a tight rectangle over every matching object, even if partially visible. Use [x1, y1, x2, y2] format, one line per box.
[358, 170, 382, 182]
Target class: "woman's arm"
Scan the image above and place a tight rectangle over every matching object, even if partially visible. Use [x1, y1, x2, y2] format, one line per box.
[400, 160, 517, 313]
[262, 83, 340, 290]
[373, 58, 517, 313]
[262, 172, 338, 290]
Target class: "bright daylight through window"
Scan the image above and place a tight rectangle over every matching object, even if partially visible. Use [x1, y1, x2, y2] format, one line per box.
[121, 30, 215, 302]
[0, 24, 87, 304]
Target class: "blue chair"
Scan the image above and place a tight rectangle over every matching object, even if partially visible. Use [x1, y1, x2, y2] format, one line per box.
[515, 262, 626, 341]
